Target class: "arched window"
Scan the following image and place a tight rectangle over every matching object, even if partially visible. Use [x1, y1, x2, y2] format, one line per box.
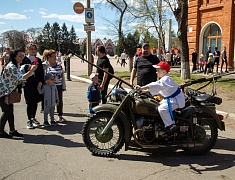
[203, 24, 222, 54]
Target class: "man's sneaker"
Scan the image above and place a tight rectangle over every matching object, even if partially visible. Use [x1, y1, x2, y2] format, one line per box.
[9, 130, 24, 137]
[32, 118, 40, 127]
[50, 121, 58, 126]
[27, 120, 34, 129]
[43, 122, 51, 127]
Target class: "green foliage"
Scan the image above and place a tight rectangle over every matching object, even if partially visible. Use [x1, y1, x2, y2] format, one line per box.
[36, 22, 79, 55]
[124, 30, 140, 58]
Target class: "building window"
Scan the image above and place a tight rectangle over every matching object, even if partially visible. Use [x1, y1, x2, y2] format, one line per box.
[203, 23, 222, 53]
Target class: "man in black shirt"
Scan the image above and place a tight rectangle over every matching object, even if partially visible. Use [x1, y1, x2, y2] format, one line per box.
[130, 43, 160, 86]
[96, 45, 114, 104]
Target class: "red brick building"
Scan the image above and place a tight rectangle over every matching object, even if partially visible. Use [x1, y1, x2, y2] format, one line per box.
[188, 0, 235, 70]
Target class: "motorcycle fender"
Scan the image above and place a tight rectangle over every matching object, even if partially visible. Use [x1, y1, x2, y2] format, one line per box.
[180, 106, 225, 131]
[93, 104, 132, 150]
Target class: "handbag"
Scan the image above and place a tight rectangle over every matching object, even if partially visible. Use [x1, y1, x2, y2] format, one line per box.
[8, 90, 21, 104]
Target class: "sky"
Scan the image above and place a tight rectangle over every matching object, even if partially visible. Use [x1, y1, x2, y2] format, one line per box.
[0, 0, 120, 41]
[0, 0, 177, 42]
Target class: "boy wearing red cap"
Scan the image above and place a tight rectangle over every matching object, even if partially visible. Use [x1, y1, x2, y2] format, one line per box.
[137, 61, 185, 132]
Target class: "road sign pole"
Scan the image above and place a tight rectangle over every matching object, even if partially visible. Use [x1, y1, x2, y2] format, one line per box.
[86, 0, 92, 76]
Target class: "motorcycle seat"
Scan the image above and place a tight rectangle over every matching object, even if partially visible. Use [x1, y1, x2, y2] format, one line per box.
[193, 94, 211, 102]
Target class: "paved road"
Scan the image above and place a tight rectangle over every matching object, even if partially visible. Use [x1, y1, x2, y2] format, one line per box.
[1, 56, 235, 179]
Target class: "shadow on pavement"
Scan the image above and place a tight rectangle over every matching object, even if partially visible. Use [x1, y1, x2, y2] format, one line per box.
[23, 134, 85, 148]
[63, 112, 87, 118]
[112, 137, 235, 174]
[34, 120, 85, 135]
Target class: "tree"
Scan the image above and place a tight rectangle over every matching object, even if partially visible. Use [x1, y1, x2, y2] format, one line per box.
[60, 23, 70, 54]
[0, 34, 6, 52]
[106, 0, 136, 71]
[68, 26, 78, 53]
[50, 22, 61, 51]
[26, 27, 42, 43]
[165, 0, 190, 80]
[124, 31, 140, 70]
[130, 0, 169, 56]
[3, 30, 27, 51]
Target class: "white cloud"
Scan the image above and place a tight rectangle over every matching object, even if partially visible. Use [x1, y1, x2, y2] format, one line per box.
[39, 8, 47, 12]
[42, 14, 85, 23]
[23, 9, 34, 13]
[0, 13, 27, 20]
[0, 22, 6, 25]
[38, 11, 47, 15]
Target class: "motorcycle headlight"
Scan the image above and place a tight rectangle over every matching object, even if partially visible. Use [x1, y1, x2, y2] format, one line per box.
[111, 88, 127, 102]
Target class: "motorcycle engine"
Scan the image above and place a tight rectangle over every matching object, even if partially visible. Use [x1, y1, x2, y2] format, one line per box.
[136, 116, 165, 142]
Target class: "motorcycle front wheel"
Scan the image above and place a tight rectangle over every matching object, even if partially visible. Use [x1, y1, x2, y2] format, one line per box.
[184, 119, 218, 155]
[82, 111, 125, 157]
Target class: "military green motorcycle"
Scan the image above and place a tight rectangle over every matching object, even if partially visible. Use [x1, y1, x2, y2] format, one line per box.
[82, 75, 225, 157]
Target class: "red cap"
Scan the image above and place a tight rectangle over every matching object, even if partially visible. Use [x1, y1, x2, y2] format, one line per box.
[152, 61, 170, 72]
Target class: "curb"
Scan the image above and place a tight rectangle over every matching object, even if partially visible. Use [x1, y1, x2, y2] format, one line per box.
[70, 74, 234, 120]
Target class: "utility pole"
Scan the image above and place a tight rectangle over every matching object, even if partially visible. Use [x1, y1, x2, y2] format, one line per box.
[86, 0, 92, 76]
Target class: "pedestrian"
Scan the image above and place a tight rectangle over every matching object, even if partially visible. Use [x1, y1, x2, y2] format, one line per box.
[136, 61, 185, 132]
[37, 73, 59, 127]
[116, 56, 121, 65]
[87, 73, 102, 116]
[204, 46, 211, 74]
[165, 51, 171, 65]
[199, 54, 205, 72]
[0, 49, 37, 138]
[221, 46, 228, 73]
[96, 45, 114, 104]
[206, 53, 214, 74]
[63, 53, 69, 72]
[21, 43, 44, 129]
[81, 52, 85, 63]
[213, 47, 220, 73]
[192, 49, 198, 72]
[120, 51, 127, 67]
[43, 49, 67, 122]
[130, 43, 160, 86]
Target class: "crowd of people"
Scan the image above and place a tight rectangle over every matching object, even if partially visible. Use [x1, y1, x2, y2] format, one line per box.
[192, 46, 229, 74]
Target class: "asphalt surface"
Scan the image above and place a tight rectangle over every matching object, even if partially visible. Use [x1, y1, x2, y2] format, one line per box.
[0, 56, 235, 179]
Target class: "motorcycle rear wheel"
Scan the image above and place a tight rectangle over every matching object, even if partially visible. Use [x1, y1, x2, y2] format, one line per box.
[184, 119, 218, 155]
[82, 111, 125, 157]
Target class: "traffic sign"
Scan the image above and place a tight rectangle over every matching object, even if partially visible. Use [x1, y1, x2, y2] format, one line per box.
[84, 24, 95, 31]
[85, 8, 94, 23]
[73, 2, 84, 14]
